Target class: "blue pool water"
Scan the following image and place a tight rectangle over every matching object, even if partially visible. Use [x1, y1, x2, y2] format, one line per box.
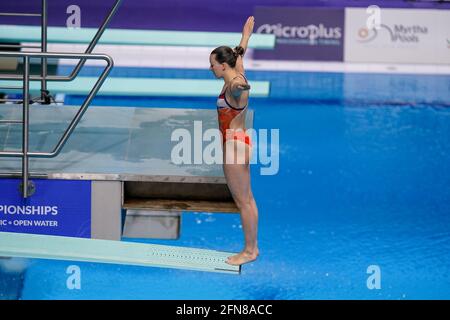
[2, 68, 450, 299]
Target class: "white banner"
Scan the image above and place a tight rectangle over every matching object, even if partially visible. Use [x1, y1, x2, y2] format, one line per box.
[344, 8, 450, 64]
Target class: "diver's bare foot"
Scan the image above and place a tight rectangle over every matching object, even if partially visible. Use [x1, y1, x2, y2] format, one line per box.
[226, 249, 259, 266]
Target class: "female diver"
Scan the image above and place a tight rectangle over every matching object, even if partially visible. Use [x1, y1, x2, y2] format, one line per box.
[209, 16, 259, 265]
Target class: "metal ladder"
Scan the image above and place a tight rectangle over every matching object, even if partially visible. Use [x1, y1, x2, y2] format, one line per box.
[0, 0, 122, 198]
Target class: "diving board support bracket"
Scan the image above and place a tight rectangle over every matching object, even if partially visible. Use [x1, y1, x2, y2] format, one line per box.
[91, 180, 183, 241]
[91, 181, 123, 241]
[122, 210, 180, 240]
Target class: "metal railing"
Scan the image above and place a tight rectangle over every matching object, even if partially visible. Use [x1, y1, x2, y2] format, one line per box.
[0, 0, 48, 102]
[0, 0, 122, 101]
[0, 51, 114, 198]
[0, 1, 122, 198]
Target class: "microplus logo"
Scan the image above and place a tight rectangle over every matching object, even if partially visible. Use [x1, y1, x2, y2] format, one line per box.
[257, 23, 342, 42]
[0, 205, 59, 215]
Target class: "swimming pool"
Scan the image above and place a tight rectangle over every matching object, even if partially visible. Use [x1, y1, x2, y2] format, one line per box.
[1, 68, 450, 299]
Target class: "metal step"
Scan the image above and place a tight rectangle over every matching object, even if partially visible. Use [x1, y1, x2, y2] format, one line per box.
[0, 86, 23, 90]
[124, 198, 238, 213]
[0, 120, 23, 124]
[124, 181, 239, 213]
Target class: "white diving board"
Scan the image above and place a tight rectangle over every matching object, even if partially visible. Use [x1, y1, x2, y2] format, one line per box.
[0, 77, 270, 97]
[0, 25, 275, 49]
[0, 232, 241, 274]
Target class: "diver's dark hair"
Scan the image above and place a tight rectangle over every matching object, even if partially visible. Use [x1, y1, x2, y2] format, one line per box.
[211, 45, 245, 68]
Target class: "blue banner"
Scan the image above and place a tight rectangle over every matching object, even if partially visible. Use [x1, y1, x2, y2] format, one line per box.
[0, 1, 448, 32]
[0, 179, 91, 238]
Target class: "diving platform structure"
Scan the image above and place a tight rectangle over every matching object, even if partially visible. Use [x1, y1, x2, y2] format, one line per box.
[0, 0, 268, 273]
[0, 104, 253, 273]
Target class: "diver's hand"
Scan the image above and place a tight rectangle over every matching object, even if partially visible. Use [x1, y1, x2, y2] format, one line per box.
[242, 16, 254, 38]
[237, 84, 251, 91]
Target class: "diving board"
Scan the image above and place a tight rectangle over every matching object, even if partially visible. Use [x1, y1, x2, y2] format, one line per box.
[0, 25, 275, 49]
[0, 77, 270, 97]
[0, 232, 241, 274]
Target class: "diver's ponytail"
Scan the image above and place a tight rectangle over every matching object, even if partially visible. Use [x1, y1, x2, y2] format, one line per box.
[233, 46, 245, 57]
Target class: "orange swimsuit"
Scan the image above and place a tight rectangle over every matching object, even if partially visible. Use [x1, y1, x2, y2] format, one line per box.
[216, 75, 252, 146]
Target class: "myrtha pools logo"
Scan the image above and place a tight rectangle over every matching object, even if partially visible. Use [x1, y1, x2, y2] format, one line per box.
[357, 24, 428, 43]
